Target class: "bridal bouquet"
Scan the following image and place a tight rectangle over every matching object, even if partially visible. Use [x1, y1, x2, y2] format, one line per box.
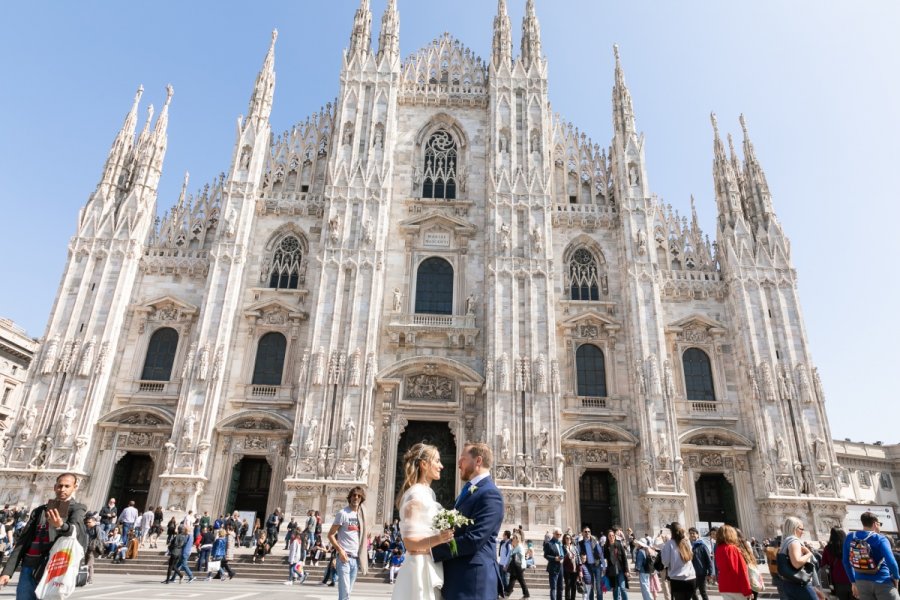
[433, 509, 474, 530]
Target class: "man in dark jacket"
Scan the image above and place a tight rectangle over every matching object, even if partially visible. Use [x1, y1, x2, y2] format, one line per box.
[544, 528, 566, 600]
[0, 473, 87, 599]
[688, 527, 713, 600]
[579, 527, 605, 600]
[98, 497, 117, 538]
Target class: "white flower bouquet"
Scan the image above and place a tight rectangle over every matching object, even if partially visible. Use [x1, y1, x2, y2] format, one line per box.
[433, 508, 474, 530]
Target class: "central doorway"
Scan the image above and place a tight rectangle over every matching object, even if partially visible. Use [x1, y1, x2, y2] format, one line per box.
[394, 421, 457, 517]
[227, 457, 272, 523]
[108, 453, 154, 511]
[579, 470, 619, 532]
[695, 473, 738, 528]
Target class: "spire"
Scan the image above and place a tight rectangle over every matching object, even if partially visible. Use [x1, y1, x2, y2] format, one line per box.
[612, 45, 636, 139]
[739, 113, 774, 218]
[710, 112, 743, 230]
[377, 0, 399, 64]
[97, 86, 143, 188]
[136, 103, 155, 153]
[247, 29, 277, 124]
[152, 84, 174, 141]
[348, 0, 372, 59]
[520, 0, 542, 68]
[492, 0, 512, 68]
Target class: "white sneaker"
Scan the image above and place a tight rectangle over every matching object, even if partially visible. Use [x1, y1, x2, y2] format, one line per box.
[283, 580, 293, 585]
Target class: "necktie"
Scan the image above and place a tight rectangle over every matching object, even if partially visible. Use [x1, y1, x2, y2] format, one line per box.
[454, 481, 472, 508]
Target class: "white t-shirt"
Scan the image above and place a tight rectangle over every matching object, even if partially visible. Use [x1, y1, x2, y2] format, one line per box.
[333, 507, 360, 555]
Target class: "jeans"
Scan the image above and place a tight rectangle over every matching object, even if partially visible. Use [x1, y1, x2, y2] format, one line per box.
[16, 565, 38, 600]
[197, 547, 210, 572]
[174, 557, 194, 580]
[588, 564, 602, 600]
[121, 522, 134, 540]
[549, 569, 564, 600]
[855, 580, 900, 600]
[500, 563, 510, 589]
[337, 555, 358, 600]
[610, 572, 628, 600]
[638, 572, 653, 600]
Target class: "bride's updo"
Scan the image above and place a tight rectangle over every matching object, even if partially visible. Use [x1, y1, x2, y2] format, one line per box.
[395, 442, 440, 509]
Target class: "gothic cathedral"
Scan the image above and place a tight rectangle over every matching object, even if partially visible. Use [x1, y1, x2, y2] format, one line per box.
[0, 0, 847, 538]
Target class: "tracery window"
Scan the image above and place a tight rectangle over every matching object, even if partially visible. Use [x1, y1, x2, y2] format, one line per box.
[576, 344, 607, 397]
[252, 332, 287, 386]
[422, 130, 457, 200]
[141, 327, 178, 381]
[683, 347, 715, 401]
[415, 257, 454, 315]
[568, 248, 601, 301]
[268, 235, 302, 290]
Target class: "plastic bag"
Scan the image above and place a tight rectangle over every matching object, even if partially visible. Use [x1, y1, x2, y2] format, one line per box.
[35, 536, 84, 600]
[207, 559, 221, 572]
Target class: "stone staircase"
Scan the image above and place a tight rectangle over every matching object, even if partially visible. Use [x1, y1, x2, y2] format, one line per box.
[90, 548, 781, 596]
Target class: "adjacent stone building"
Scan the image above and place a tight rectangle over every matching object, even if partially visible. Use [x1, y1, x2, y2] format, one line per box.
[0, 1, 850, 538]
[0, 318, 39, 433]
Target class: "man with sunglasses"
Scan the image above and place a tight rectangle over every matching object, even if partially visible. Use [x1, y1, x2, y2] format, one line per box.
[578, 527, 604, 600]
[327, 486, 368, 600]
[842, 511, 899, 600]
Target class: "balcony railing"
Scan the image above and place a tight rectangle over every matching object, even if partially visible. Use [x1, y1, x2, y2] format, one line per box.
[251, 385, 278, 398]
[675, 400, 738, 420]
[133, 380, 180, 396]
[239, 384, 293, 405]
[138, 381, 165, 393]
[562, 395, 625, 414]
[386, 312, 479, 348]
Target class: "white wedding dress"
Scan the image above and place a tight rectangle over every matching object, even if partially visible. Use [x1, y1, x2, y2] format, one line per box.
[391, 483, 444, 600]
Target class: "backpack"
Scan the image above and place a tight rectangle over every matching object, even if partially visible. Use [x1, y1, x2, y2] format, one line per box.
[640, 549, 654, 574]
[847, 531, 884, 575]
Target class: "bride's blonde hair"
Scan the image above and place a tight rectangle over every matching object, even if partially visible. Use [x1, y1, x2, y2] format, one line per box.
[395, 442, 439, 509]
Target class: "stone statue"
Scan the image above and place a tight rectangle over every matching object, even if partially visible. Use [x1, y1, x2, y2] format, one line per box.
[342, 419, 356, 454]
[164, 442, 176, 473]
[637, 230, 647, 255]
[362, 218, 374, 245]
[196, 444, 210, 475]
[775, 437, 787, 468]
[60, 406, 78, 441]
[663, 360, 675, 399]
[316, 447, 328, 478]
[239, 145, 251, 170]
[499, 223, 511, 253]
[465, 294, 476, 315]
[498, 132, 509, 154]
[182, 411, 197, 447]
[392, 288, 403, 312]
[72, 437, 87, 468]
[182, 342, 197, 379]
[364, 420, 375, 448]
[357, 445, 371, 479]
[18, 407, 36, 442]
[349, 350, 361, 387]
[198, 346, 210, 381]
[640, 459, 653, 492]
[485, 360, 494, 391]
[635, 359, 646, 395]
[313, 349, 325, 385]
[532, 227, 544, 254]
[41, 336, 59, 374]
[500, 424, 511, 461]
[372, 126, 384, 150]
[628, 163, 640, 186]
[29, 437, 52, 469]
[554, 454, 565, 487]
[328, 217, 341, 243]
[674, 456, 684, 492]
[304, 418, 318, 453]
[78, 338, 96, 377]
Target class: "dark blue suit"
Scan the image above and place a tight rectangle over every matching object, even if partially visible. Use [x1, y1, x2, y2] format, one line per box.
[544, 537, 565, 600]
[432, 476, 504, 600]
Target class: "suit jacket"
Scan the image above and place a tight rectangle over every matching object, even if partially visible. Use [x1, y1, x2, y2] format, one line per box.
[1, 500, 87, 581]
[544, 537, 565, 574]
[432, 476, 504, 600]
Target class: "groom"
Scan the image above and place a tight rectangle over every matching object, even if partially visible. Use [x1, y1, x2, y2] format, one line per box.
[432, 442, 505, 600]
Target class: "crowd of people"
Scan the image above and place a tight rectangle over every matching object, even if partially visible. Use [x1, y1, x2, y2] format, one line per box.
[4, 482, 900, 600]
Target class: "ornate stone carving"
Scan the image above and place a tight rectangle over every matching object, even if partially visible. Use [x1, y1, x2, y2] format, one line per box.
[573, 430, 616, 443]
[404, 374, 453, 401]
[120, 413, 163, 426]
[235, 418, 277, 430]
[349, 349, 361, 387]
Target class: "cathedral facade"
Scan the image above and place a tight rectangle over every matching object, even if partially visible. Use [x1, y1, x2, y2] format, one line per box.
[0, 0, 848, 538]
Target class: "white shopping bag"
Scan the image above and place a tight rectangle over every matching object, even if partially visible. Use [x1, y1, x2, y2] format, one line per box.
[207, 559, 221, 572]
[35, 536, 84, 600]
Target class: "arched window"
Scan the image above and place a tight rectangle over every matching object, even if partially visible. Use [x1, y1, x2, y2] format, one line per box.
[415, 257, 454, 315]
[268, 235, 302, 290]
[683, 347, 715, 401]
[252, 332, 287, 385]
[141, 327, 178, 381]
[422, 130, 457, 200]
[568, 248, 601, 301]
[576, 344, 607, 397]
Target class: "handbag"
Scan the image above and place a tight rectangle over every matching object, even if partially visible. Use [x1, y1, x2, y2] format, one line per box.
[747, 561, 766, 593]
[653, 550, 665, 572]
[35, 536, 85, 600]
[207, 559, 221, 572]
[576, 580, 586, 595]
[818, 564, 832, 590]
[776, 551, 813, 585]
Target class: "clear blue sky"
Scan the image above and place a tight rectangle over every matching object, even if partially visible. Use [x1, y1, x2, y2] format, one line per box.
[1, 1, 898, 443]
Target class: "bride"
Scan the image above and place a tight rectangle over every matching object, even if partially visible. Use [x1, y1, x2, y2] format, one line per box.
[391, 442, 455, 600]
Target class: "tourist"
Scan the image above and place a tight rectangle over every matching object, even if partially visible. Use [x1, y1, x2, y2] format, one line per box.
[0, 473, 87, 599]
[165, 516, 177, 547]
[821, 527, 852, 600]
[105, 526, 122, 557]
[605, 527, 631, 600]
[499, 530, 513, 589]
[118, 500, 139, 540]
[266, 507, 283, 550]
[579, 554, 595, 600]
[303, 510, 316, 560]
[327, 486, 369, 599]
[841, 511, 900, 600]
[688, 527, 713, 600]
[285, 516, 297, 550]
[388, 546, 404, 584]
[196, 525, 215, 572]
[166, 525, 195, 583]
[635, 539, 656, 600]
[525, 540, 536, 569]
[544, 527, 566, 600]
[139, 506, 154, 547]
[253, 531, 269, 562]
[579, 527, 604, 600]
[99, 497, 117, 536]
[777, 517, 817, 600]
[322, 546, 339, 586]
[563, 533, 579, 600]
[660, 523, 697, 600]
[310, 536, 327, 566]
[713, 525, 752, 600]
[505, 533, 530, 599]
[84, 513, 103, 584]
[286, 530, 306, 585]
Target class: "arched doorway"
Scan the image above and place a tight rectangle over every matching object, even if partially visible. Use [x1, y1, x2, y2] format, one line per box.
[579, 470, 619, 532]
[108, 453, 154, 511]
[394, 421, 457, 517]
[695, 473, 738, 528]
[227, 457, 272, 523]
